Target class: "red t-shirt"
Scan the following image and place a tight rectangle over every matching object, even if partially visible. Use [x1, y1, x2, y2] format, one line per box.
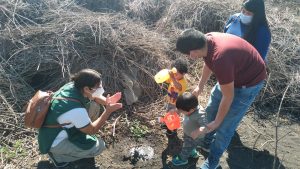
[204, 32, 266, 88]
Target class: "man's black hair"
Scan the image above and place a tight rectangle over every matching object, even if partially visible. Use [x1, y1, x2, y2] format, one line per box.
[172, 58, 188, 74]
[176, 28, 207, 55]
[176, 92, 198, 112]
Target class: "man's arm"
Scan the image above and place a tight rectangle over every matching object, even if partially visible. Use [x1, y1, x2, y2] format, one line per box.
[193, 63, 212, 96]
[206, 81, 234, 131]
[190, 108, 212, 139]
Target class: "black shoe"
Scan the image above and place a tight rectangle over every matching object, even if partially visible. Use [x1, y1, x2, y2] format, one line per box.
[166, 129, 177, 138]
[48, 152, 69, 168]
[160, 123, 168, 129]
[197, 140, 210, 153]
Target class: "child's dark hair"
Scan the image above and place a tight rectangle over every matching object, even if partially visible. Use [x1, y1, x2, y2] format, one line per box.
[176, 28, 207, 55]
[172, 58, 188, 74]
[71, 69, 101, 90]
[176, 92, 198, 112]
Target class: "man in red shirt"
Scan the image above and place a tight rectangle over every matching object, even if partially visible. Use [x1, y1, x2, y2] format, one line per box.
[176, 29, 266, 169]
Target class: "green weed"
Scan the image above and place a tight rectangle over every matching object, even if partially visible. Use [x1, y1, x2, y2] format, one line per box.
[129, 120, 149, 138]
[0, 140, 27, 162]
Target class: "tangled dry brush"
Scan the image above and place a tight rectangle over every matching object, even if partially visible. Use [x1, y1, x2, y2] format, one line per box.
[0, 0, 299, 166]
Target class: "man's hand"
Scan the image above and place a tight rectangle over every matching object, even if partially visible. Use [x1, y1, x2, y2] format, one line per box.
[191, 126, 207, 139]
[192, 86, 201, 96]
[206, 120, 220, 132]
[193, 64, 212, 97]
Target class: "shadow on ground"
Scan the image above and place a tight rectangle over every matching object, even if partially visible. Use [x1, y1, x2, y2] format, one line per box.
[35, 132, 286, 169]
[161, 131, 286, 169]
[36, 157, 100, 169]
[161, 133, 204, 169]
[226, 132, 286, 169]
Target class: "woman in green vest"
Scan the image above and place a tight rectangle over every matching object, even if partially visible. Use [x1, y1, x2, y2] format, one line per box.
[38, 69, 123, 167]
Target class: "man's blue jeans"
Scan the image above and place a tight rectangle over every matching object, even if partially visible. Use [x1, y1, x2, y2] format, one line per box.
[201, 81, 264, 169]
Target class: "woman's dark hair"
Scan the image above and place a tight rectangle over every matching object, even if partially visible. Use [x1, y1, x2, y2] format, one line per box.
[176, 92, 198, 112]
[71, 69, 101, 90]
[176, 28, 207, 55]
[172, 58, 188, 74]
[242, 0, 270, 45]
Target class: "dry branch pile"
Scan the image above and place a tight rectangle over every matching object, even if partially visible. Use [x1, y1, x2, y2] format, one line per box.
[126, 0, 171, 26]
[76, 0, 128, 12]
[0, 0, 171, 150]
[1, 0, 171, 98]
[259, 3, 300, 114]
[257, 2, 300, 114]
[0, 0, 50, 28]
[0, 0, 299, 167]
[156, 0, 238, 37]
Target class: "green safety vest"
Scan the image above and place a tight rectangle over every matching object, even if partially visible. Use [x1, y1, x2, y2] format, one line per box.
[38, 82, 97, 154]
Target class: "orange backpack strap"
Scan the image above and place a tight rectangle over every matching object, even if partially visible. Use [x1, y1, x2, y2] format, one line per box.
[43, 123, 72, 128]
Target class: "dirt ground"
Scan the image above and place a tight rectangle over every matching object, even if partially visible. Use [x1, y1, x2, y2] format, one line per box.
[1, 1, 300, 169]
[14, 107, 298, 169]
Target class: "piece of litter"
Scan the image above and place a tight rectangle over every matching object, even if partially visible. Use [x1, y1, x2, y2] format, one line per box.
[129, 146, 154, 161]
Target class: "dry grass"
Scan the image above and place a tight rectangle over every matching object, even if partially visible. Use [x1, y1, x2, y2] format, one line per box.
[76, 0, 128, 12]
[1, 0, 171, 96]
[126, 0, 171, 26]
[257, 1, 300, 115]
[156, 0, 239, 37]
[0, 0, 299, 168]
[0, 1, 171, 165]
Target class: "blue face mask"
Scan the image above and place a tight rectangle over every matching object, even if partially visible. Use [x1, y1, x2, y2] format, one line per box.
[240, 13, 253, 25]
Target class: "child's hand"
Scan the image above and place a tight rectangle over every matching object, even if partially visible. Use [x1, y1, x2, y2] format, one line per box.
[159, 83, 163, 89]
[191, 126, 207, 139]
[168, 70, 175, 80]
[169, 108, 177, 114]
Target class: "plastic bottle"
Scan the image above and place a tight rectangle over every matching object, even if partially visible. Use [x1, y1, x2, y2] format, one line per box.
[158, 112, 181, 131]
[154, 68, 177, 83]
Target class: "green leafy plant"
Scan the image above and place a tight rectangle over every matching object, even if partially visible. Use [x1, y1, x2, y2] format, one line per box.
[130, 120, 149, 138]
[0, 140, 27, 162]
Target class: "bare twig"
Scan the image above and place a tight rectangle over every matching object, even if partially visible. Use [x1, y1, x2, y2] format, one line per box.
[112, 115, 122, 137]
[0, 147, 3, 165]
[260, 139, 274, 149]
[273, 81, 291, 169]
[112, 114, 122, 148]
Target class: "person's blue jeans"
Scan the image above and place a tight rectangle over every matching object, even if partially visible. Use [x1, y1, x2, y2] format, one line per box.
[201, 81, 264, 169]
